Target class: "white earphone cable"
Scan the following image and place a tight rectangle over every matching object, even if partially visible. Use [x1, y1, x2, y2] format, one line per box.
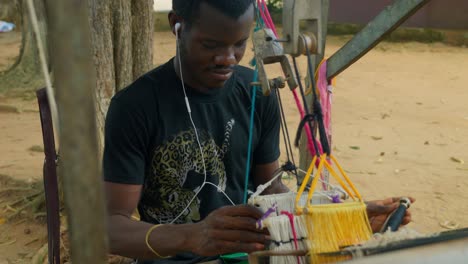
[170, 25, 235, 224]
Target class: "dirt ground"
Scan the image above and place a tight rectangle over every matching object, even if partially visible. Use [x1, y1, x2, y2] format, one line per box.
[1, 30, 468, 263]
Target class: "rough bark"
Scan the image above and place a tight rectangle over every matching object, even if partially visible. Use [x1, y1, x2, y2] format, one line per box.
[47, 0, 108, 262]
[111, 0, 133, 91]
[88, 0, 154, 154]
[0, 0, 47, 91]
[88, 0, 116, 154]
[131, 0, 154, 80]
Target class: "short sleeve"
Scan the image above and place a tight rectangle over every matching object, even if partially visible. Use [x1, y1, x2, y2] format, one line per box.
[252, 91, 281, 165]
[103, 97, 149, 185]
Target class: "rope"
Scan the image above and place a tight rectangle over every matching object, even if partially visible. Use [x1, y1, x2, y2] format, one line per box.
[275, 88, 298, 178]
[26, 0, 60, 141]
[305, 47, 330, 155]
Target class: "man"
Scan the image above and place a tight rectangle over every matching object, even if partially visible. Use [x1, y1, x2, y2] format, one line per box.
[103, 1, 413, 263]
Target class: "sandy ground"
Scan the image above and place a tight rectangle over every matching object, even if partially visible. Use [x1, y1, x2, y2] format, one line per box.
[0, 30, 468, 262]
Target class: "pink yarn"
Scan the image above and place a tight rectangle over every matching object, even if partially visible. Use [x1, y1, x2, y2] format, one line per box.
[260, 0, 278, 36]
[256, 2, 334, 188]
[292, 89, 320, 158]
[316, 61, 332, 148]
[281, 211, 301, 264]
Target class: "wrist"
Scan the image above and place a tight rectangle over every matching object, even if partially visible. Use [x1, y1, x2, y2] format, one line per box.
[176, 222, 199, 253]
[147, 223, 197, 257]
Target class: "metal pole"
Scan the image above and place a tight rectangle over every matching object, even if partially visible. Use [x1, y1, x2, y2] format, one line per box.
[327, 0, 431, 80]
[342, 237, 468, 264]
[48, 0, 108, 263]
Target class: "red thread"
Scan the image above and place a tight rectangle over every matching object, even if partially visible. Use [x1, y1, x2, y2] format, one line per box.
[281, 211, 301, 264]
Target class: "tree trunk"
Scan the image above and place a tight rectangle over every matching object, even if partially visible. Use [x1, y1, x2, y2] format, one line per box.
[0, 0, 47, 92]
[88, 0, 154, 155]
[47, 0, 108, 261]
[131, 0, 154, 79]
[0, 0, 21, 26]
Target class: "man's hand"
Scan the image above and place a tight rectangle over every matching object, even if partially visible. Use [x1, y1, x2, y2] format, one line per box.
[366, 197, 416, 233]
[187, 205, 269, 256]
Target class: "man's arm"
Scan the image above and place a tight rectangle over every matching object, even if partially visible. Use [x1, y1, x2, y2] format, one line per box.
[252, 160, 290, 195]
[106, 182, 194, 259]
[106, 182, 269, 259]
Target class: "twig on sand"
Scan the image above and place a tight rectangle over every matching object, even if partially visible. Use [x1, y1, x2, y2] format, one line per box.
[6, 194, 44, 221]
[31, 243, 48, 264]
[0, 238, 17, 246]
[25, 238, 39, 246]
[6, 190, 43, 207]
[0, 187, 34, 194]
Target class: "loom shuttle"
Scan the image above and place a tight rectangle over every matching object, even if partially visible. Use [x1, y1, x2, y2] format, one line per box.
[380, 197, 411, 233]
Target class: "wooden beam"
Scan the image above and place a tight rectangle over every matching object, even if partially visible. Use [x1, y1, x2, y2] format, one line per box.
[47, 0, 108, 262]
[326, 0, 431, 80]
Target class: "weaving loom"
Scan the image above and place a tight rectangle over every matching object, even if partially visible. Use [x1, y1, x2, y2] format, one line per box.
[245, 0, 442, 263]
[248, 155, 373, 264]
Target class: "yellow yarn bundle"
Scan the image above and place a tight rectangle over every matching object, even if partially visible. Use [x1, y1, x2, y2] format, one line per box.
[296, 154, 372, 263]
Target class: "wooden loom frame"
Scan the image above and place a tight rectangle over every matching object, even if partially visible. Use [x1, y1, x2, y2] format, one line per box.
[248, 0, 433, 263]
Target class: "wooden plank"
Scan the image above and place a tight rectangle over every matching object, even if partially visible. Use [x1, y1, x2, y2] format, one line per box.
[326, 0, 431, 80]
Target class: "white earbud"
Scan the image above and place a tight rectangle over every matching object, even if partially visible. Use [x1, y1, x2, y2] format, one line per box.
[174, 22, 181, 37]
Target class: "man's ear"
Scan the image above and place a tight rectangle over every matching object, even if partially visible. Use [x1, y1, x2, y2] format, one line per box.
[168, 11, 183, 37]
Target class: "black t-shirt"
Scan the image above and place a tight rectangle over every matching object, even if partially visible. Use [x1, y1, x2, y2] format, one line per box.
[103, 59, 280, 262]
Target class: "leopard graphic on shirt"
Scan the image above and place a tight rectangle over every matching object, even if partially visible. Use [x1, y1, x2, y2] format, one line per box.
[140, 119, 235, 224]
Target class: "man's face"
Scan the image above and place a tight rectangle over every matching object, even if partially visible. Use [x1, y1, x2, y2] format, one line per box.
[178, 3, 254, 91]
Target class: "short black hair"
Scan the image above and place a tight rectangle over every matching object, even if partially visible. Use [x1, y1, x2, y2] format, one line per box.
[172, 0, 254, 25]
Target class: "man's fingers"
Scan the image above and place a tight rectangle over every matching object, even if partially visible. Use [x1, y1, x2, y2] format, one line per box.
[389, 196, 416, 204]
[217, 240, 265, 254]
[212, 229, 269, 244]
[367, 202, 398, 217]
[218, 216, 265, 232]
[216, 205, 264, 219]
[401, 216, 412, 226]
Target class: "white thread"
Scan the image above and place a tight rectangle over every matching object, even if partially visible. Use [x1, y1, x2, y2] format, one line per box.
[26, 0, 60, 142]
[263, 214, 309, 264]
[170, 26, 235, 224]
[250, 170, 284, 198]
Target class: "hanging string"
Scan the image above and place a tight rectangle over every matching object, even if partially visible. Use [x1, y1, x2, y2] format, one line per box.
[291, 89, 318, 160]
[291, 58, 323, 161]
[275, 88, 298, 178]
[305, 47, 330, 155]
[292, 55, 331, 189]
[257, 0, 324, 178]
[281, 211, 301, 264]
[243, 1, 267, 203]
[259, 0, 278, 36]
[256, 0, 306, 177]
[243, 67, 259, 204]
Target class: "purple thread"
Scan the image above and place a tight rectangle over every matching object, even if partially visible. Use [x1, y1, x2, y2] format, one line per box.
[332, 194, 342, 203]
[256, 203, 277, 229]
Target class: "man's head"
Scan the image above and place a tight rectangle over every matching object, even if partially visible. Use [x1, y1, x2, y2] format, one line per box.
[169, 0, 255, 91]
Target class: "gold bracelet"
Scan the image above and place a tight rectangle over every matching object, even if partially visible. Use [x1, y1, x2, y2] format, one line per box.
[145, 224, 171, 259]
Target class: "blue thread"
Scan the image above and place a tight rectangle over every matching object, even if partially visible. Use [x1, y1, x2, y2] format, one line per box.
[243, 2, 265, 204]
[243, 69, 258, 204]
